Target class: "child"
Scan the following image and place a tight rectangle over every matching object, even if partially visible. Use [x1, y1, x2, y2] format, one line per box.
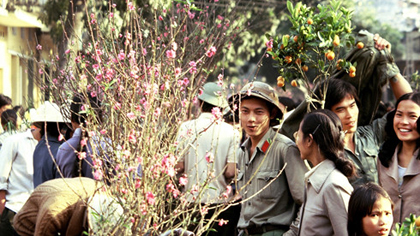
[348, 182, 394, 236]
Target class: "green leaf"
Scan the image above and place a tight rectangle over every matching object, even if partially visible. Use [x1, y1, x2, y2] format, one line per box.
[287, 1, 294, 16]
[317, 31, 325, 42]
[318, 60, 324, 68]
[282, 35, 289, 47]
[294, 2, 302, 19]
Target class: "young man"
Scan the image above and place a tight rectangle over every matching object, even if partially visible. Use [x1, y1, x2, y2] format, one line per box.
[0, 106, 44, 236]
[321, 75, 410, 186]
[281, 37, 412, 187]
[175, 82, 241, 236]
[231, 81, 308, 236]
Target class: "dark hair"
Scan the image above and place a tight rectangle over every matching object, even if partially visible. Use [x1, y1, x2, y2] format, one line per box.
[301, 109, 356, 177]
[39, 122, 67, 139]
[278, 96, 296, 112]
[348, 183, 394, 236]
[0, 94, 12, 108]
[314, 79, 360, 110]
[71, 93, 102, 125]
[223, 108, 239, 124]
[1, 109, 18, 130]
[200, 100, 218, 113]
[379, 92, 420, 167]
[13, 105, 25, 119]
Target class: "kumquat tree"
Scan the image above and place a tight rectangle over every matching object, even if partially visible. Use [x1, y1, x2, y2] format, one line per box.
[266, 0, 356, 107]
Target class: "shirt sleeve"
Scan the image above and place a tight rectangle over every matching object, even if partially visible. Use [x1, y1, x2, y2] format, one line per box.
[227, 129, 241, 164]
[363, 114, 388, 146]
[56, 142, 76, 178]
[0, 137, 17, 190]
[284, 145, 308, 205]
[56, 129, 82, 178]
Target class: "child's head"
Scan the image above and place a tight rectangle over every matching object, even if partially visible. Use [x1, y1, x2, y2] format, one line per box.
[348, 183, 394, 236]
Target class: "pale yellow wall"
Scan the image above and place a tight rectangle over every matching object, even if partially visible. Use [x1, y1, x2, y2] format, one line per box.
[3, 26, 44, 108]
[0, 25, 8, 95]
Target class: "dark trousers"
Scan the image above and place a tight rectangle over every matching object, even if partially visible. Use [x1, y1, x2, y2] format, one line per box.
[0, 208, 19, 236]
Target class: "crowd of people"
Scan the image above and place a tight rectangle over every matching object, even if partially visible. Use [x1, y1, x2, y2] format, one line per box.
[175, 34, 419, 236]
[0, 93, 106, 235]
[0, 33, 419, 236]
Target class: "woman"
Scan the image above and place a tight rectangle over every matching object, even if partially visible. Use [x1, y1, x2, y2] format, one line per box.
[295, 109, 356, 236]
[378, 92, 420, 226]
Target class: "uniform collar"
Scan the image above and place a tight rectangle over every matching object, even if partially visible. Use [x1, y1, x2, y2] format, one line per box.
[241, 127, 275, 154]
[240, 128, 276, 165]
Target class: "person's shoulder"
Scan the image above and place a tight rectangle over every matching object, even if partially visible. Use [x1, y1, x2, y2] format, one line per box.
[328, 169, 353, 192]
[58, 135, 79, 152]
[272, 131, 296, 145]
[3, 130, 26, 143]
[178, 119, 197, 131]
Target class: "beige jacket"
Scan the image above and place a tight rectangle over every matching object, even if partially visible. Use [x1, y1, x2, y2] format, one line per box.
[378, 148, 420, 224]
[299, 159, 353, 236]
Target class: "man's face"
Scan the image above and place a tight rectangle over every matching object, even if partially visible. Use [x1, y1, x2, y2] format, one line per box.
[330, 94, 359, 134]
[239, 97, 273, 143]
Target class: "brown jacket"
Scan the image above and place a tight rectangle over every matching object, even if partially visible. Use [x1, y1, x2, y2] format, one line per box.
[13, 177, 99, 236]
[378, 148, 420, 224]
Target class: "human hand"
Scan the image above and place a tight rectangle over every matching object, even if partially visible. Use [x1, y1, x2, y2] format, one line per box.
[373, 34, 391, 53]
[0, 190, 6, 214]
[0, 198, 5, 214]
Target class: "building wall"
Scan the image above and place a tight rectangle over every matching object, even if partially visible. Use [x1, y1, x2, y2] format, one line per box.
[0, 1, 51, 109]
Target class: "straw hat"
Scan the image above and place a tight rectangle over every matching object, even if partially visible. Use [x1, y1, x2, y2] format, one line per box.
[31, 101, 69, 123]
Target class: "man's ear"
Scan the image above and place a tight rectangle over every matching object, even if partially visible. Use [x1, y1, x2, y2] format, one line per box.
[270, 108, 277, 120]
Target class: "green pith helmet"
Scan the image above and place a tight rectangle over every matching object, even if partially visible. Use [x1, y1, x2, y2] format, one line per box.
[197, 82, 228, 108]
[230, 81, 283, 125]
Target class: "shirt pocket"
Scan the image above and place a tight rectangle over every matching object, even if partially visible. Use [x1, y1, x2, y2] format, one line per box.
[362, 142, 378, 158]
[256, 170, 280, 200]
[362, 144, 379, 171]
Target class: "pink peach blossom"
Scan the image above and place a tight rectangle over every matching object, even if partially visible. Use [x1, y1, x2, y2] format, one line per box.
[179, 176, 188, 186]
[94, 169, 103, 180]
[206, 46, 217, 57]
[218, 219, 228, 226]
[166, 49, 176, 59]
[205, 152, 214, 163]
[146, 191, 155, 205]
